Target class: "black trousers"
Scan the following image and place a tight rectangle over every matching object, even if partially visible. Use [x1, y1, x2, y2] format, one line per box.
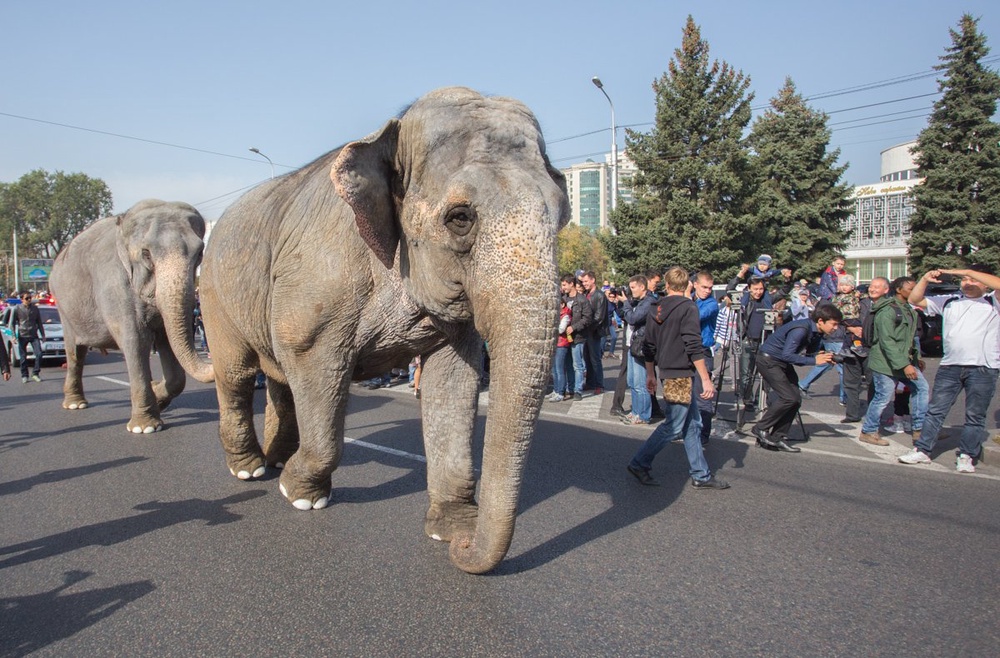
[842, 354, 871, 420]
[754, 353, 801, 438]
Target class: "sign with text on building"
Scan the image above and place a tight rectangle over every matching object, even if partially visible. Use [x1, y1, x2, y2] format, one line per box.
[20, 259, 54, 282]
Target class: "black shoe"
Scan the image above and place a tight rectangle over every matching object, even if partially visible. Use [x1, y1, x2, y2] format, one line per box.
[751, 425, 777, 448]
[609, 406, 627, 418]
[573, 392, 583, 401]
[840, 416, 862, 423]
[692, 476, 730, 490]
[700, 436, 710, 446]
[627, 465, 660, 486]
[774, 439, 802, 453]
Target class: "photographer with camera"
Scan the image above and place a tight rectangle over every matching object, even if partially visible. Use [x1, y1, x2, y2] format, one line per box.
[725, 276, 774, 412]
[858, 277, 929, 447]
[749, 304, 844, 453]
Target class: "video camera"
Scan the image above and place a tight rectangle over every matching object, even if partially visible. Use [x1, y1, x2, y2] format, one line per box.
[726, 290, 743, 305]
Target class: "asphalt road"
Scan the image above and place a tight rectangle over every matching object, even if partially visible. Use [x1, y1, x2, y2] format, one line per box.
[1, 352, 997, 657]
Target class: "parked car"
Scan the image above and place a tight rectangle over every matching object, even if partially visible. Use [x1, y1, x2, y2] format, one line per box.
[0, 301, 66, 366]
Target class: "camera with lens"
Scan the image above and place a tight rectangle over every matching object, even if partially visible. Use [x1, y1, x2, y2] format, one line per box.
[726, 290, 743, 304]
[829, 348, 857, 364]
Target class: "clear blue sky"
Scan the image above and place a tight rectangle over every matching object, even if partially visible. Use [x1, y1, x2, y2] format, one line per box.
[2, 1, 997, 221]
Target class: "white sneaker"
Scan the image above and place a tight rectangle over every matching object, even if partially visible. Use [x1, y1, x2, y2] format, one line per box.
[956, 453, 975, 473]
[898, 449, 932, 465]
[885, 416, 905, 434]
[547, 393, 564, 402]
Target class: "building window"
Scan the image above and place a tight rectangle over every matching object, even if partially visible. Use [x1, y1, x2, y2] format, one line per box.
[579, 170, 602, 230]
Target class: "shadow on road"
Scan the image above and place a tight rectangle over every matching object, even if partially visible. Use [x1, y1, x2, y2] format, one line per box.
[0, 569, 155, 658]
[0, 456, 147, 497]
[0, 490, 266, 570]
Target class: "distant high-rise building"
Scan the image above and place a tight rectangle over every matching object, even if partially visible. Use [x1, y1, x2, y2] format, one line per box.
[561, 152, 636, 231]
[842, 141, 920, 283]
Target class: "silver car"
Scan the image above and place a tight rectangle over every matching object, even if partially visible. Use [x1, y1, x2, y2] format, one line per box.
[0, 303, 66, 365]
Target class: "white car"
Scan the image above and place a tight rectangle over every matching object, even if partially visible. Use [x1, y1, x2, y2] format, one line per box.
[0, 302, 66, 365]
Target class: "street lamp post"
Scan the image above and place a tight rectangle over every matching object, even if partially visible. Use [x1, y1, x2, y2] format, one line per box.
[591, 77, 618, 212]
[249, 147, 274, 179]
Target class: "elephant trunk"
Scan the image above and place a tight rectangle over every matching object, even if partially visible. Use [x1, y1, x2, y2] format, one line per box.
[448, 275, 559, 574]
[156, 256, 214, 383]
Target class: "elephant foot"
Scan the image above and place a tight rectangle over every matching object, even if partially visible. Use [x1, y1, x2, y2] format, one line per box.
[62, 396, 89, 410]
[277, 470, 331, 511]
[263, 442, 299, 471]
[425, 500, 479, 542]
[225, 452, 267, 480]
[127, 413, 163, 434]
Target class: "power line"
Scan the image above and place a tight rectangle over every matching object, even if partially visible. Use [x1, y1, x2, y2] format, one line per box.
[0, 110, 295, 169]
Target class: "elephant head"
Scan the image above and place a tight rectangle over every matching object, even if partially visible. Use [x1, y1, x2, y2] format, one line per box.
[332, 87, 569, 573]
[115, 199, 214, 383]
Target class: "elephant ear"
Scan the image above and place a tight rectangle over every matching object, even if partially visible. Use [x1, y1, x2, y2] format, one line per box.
[331, 119, 402, 269]
[546, 162, 571, 230]
[115, 212, 136, 284]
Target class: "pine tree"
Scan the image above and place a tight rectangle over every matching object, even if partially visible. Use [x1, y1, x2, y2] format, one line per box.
[909, 14, 1000, 274]
[603, 16, 755, 276]
[747, 77, 853, 278]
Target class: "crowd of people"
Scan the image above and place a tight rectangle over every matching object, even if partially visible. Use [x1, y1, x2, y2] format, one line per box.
[553, 255, 1000, 487]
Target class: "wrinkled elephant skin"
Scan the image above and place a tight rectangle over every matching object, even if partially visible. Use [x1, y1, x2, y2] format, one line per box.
[50, 199, 214, 433]
[200, 87, 568, 573]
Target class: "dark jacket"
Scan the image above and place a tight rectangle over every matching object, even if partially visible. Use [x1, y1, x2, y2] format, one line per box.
[818, 266, 843, 301]
[760, 318, 823, 366]
[642, 294, 705, 379]
[565, 293, 593, 338]
[0, 333, 9, 374]
[585, 288, 609, 338]
[622, 292, 654, 351]
[13, 302, 45, 340]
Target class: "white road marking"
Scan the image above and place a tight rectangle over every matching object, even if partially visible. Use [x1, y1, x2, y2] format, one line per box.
[97, 375, 131, 386]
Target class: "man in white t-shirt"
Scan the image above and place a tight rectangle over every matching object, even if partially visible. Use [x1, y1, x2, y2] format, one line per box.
[899, 266, 1000, 473]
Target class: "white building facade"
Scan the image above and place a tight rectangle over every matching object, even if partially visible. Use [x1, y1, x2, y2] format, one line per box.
[843, 141, 921, 283]
[561, 152, 636, 231]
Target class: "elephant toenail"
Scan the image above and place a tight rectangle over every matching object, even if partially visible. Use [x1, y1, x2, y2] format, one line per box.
[252, 466, 266, 478]
[292, 498, 313, 511]
[312, 497, 328, 510]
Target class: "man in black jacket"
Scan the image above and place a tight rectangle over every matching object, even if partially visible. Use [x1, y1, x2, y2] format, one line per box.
[13, 292, 46, 383]
[581, 271, 608, 393]
[750, 304, 842, 453]
[626, 267, 729, 490]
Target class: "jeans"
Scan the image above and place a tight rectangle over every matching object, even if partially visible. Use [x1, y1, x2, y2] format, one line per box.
[738, 339, 760, 403]
[570, 341, 585, 394]
[693, 349, 714, 440]
[18, 336, 42, 377]
[861, 370, 929, 435]
[799, 340, 844, 400]
[626, 353, 651, 421]
[630, 389, 711, 481]
[552, 346, 569, 396]
[605, 321, 618, 355]
[917, 365, 998, 457]
[586, 334, 605, 388]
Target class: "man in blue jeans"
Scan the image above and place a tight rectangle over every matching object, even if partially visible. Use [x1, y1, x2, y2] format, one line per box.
[627, 267, 729, 490]
[900, 266, 1000, 473]
[859, 277, 929, 447]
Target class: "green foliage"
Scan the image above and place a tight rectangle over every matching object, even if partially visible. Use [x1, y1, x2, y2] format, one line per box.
[604, 15, 756, 279]
[747, 77, 853, 278]
[0, 169, 113, 259]
[909, 14, 1000, 274]
[557, 223, 609, 278]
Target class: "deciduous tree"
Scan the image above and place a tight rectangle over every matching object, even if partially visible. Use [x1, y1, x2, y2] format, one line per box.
[0, 169, 113, 259]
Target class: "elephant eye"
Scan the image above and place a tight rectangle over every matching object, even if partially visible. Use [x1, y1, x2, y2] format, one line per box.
[444, 205, 476, 237]
[141, 248, 152, 262]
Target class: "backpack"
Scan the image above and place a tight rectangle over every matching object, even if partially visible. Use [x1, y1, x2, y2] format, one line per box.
[854, 302, 904, 357]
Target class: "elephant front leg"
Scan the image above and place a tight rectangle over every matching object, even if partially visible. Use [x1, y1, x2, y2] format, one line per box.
[262, 379, 299, 468]
[120, 335, 164, 433]
[62, 342, 89, 410]
[420, 334, 481, 542]
[276, 355, 353, 511]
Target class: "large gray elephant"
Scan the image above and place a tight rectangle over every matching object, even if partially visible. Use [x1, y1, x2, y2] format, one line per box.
[199, 87, 568, 573]
[50, 199, 215, 433]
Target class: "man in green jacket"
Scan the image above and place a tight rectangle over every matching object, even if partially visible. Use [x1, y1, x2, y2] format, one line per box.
[859, 277, 928, 446]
